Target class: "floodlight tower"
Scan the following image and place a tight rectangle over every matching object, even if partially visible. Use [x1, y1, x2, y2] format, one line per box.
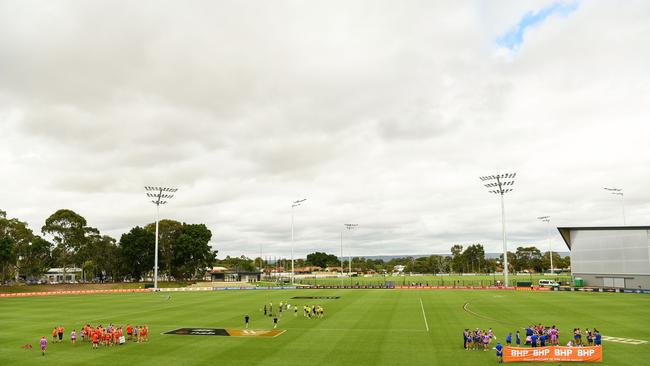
[291, 198, 307, 284]
[537, 216, 553, 274]
[604, 187, 625, 225]
[144, 186, 178, 291]
[480, 173, 516, 287]
[344, 224, 358, 280]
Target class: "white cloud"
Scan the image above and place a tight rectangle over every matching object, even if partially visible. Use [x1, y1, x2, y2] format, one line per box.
[1, 1, 649, 258]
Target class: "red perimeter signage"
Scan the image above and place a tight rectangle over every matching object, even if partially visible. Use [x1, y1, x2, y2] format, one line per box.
[504, 346, 602, 363]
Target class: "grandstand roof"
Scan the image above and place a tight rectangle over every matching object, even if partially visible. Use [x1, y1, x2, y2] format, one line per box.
[557, 226, 650, 250]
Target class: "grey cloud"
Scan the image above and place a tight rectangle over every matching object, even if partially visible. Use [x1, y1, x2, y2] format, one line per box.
[1, 1, 649, 259]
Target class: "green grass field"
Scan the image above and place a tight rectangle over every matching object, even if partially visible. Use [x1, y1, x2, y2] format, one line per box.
[1, 289, 648, 365]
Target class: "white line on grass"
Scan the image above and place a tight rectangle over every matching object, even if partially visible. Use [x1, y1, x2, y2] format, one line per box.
[280, 327, 425, 333]
[419, 298, 429, 332]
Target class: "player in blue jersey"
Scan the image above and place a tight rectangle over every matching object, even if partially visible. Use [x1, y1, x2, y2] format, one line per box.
[495, 342, 504, 363]
[515, 330, 521, 346]
[594, 329, 602, 346]
[506, 332, 512, 346]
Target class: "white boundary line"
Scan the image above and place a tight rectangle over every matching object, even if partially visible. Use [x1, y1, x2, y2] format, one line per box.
[419, 298, 429, 332]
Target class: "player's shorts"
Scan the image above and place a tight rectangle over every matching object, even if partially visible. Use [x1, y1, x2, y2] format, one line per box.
[58, 333, 63, 340]
[496, 352, 503, 357]
[41, 346, 46, 351]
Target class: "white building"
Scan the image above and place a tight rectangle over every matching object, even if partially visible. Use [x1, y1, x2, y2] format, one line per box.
[558, 226, 650, 289]
[42, 268, 82, 283]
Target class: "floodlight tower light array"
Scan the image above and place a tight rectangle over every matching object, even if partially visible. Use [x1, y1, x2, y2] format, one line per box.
[144, 186, 178, 290]
[479, 173, 516, 287]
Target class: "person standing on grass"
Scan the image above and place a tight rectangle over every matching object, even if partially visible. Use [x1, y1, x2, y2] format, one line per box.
[574, 328, 581, 346]
[70, 329, 77, 345]
[550, 326, 558, 346]
[273, 316, 278, 329]
[294, 305, 298, 317]
[495, 342, 503, 363]
[52, 327, 57, 343]
[264, 304, 267, 317]
[245, 314, 250, 329]
[594, 329, 601, 346]
[40, 336, 47, 356]
[515, 330, 521, 346]
[92, 331, 99, 349]
[506, 332, 512, 346]
[58, 325, 64, 342]
[531, 333, 538, 348]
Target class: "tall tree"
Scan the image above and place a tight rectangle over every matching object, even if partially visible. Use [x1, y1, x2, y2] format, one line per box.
[145, 220, 183, 280]
[0, 236, 16, 283]
[462, 244, 486, 273]
[41, 209, 91, 282]
[86, 234, 120, 281]
[17, 236, 53, 280]
[1, 210, 53, 281]
[171, 223, 216, 280]
[118, 226, 154, 281]
[305, 252, 339, 268]
[219, 255, 256, 272]
[450, 244, 464, 273]
[513, 246, 543, 272]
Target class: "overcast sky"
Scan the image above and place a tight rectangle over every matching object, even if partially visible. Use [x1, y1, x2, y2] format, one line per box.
[1, 1, 649, 259]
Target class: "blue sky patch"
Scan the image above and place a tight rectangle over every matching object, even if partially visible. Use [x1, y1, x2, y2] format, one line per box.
[496, 1, 579, 50]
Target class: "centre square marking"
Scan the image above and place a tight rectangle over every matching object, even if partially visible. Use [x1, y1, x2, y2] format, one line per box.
[163, 328, 285, 337]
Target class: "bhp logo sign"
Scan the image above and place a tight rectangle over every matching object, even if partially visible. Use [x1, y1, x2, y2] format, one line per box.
[504, 346, 602, 363]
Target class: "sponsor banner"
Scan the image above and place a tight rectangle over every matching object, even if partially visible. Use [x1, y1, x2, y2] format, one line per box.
[213, 286, 297, 291]
[395, 286, 515, 290]
[504, 346, 602, 363]
[306, 285, 391, 289]
[159, 287, 212, 292]
[0, 288, 151, 298]
[163, 327, 284, 337]
[516, 287, 551, 291]
[553, 287, 649, 294]
[164, 328, 230, 336]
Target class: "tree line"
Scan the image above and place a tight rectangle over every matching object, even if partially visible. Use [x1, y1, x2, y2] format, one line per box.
[239, 244, 570, 275]
[0, 209, 217, 283]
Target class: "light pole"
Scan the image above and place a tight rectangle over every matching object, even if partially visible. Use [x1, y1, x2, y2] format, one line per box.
[537, 216, 553, 275]
[291, 198, 306, 284]
[340, 231, 344, 287]
[604, 187, 625, 225]
[145, 186, 178, 291]
[344, 224, 358, 284]
[480, 173, 516, 288]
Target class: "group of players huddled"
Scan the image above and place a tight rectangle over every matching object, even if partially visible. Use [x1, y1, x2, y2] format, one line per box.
[463, 328, 496, 351]
[464, 324, 602, 364]
[39, 323, 148, 356]
[503, 324, 602, 348]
